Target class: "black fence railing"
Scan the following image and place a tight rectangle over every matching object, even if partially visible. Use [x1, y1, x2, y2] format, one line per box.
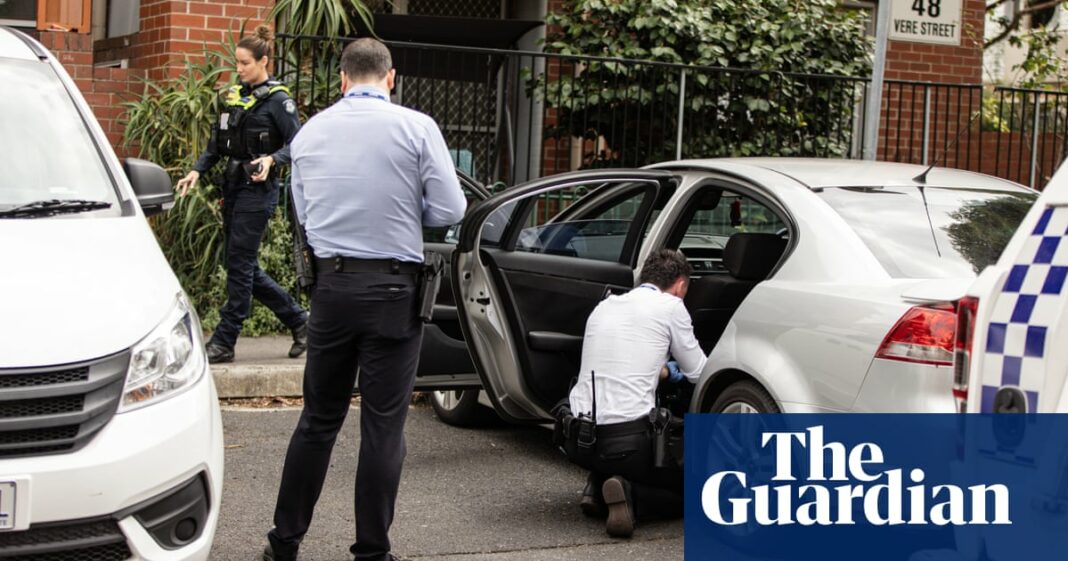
[275, 34, 1068, 190]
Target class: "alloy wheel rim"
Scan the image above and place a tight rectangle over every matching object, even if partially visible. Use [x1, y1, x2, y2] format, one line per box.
[434, 390, 462, 410]
[721, 402, 759, 414]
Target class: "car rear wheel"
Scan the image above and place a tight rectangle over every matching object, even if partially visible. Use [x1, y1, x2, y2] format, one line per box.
[709, 380, 780, 413]
[430, 390, 491, 426]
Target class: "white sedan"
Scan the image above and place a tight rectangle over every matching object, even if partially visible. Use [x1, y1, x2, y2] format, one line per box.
[415, 159, 1037, 424]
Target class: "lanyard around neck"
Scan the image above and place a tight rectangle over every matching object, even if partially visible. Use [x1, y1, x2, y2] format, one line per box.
[638, 283, 660, 292]
[345, 89, 388, 102]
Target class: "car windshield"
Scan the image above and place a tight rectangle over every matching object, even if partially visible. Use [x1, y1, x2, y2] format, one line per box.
[820, 186, 1037, 278]
[0, 58, 119, 214]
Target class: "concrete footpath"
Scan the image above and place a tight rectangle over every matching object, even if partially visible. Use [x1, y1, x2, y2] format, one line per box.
[210, 336, 305, 398]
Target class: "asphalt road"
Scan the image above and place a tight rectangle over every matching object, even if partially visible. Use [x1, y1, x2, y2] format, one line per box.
[211, 402, 683, 560]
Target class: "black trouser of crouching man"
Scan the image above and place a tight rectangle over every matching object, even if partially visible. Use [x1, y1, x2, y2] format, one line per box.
[268, 268, 422, 561]
[556, 406, 684, 520]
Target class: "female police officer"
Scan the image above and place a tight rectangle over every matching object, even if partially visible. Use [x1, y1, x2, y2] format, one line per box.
[176, 25, 308, 364]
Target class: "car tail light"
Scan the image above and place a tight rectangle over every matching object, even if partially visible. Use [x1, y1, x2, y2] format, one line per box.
[876, 304, 957, 367]
[953, 296, 979, 413]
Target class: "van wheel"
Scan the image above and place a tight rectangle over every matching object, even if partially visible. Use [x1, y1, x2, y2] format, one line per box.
[430, 390, 490, 426]
[709, 380, 780, 413]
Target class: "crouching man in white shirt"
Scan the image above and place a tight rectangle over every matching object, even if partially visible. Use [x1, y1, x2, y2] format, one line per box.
[562, 249, 706, 538]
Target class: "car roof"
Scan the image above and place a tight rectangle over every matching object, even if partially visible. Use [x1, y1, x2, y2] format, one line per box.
[0, 26, 43, 61]
[662, 157, 1033, 193]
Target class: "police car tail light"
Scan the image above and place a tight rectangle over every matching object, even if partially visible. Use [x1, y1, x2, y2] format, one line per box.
[875, 304, 956, 367]
[953, 296, 979, 413]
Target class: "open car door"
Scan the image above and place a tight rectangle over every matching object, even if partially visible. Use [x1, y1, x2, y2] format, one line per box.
[452, 169, 677, 423]
[412, 171, 492, 390]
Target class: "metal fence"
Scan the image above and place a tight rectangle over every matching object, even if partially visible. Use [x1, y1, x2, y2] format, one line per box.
[275, 34, 1068, 190]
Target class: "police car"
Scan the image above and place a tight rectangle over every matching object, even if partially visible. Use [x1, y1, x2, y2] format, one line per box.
[956, 163, 1068, 414]
[922, 164, 1068, 561]
[0, 27, 222, 559]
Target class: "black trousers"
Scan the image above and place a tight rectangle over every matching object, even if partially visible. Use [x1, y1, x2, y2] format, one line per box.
[269, 269, 422, 561]
[566, 421, 683, 520]
[210, 178, 306, 349]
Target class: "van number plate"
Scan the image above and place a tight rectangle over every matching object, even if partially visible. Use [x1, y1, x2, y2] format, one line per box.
[0, 482, 17, 531]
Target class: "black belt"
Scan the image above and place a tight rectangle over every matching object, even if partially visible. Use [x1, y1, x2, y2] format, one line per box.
[316, 257, 422, 274]
[594, 417, 651, 437]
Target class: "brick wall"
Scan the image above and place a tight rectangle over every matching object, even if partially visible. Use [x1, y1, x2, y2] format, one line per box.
[134, 0, 274, 81]
[878, 0, 985, 162]
[884, 0, 985, 84]
[880, 0, 986, 166]
[43, 0, 275, 155]
[541, 0, 571, 177]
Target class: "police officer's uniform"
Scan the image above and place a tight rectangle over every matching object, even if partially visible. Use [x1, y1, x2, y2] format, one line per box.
[192, 78, 307, 353]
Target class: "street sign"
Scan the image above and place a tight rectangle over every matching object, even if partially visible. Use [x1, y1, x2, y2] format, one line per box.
[890, 0, 962, 46]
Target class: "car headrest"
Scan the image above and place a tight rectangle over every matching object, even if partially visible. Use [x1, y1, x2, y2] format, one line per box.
[723, 233, 787, 281]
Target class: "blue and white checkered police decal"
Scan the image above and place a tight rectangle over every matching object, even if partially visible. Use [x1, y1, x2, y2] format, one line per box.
[980, 206, 1068, 413]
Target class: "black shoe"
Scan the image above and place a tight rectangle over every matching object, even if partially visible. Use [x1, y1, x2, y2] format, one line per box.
[288, 321, 307, 359]
[602, 476, 635, 538]
[262, 544, 297, 561]
[580, 473, 607, 518]
[206, 343, 234, 364]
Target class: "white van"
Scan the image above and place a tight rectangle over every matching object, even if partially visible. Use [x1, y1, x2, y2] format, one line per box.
[956, 163, 1068, 414]
[0, 27, 222, 559]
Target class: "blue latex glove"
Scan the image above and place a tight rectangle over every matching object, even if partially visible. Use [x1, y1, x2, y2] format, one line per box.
[666, 360, 684, 383]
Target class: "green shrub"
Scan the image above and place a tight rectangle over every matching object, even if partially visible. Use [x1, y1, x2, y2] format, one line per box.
[536, 0, 872, 164]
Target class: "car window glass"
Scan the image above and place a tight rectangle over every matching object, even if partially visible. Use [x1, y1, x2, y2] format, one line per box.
[512, 183, 651, 262]
[678, 191, 786, 273]
[820, 187, 1037, 278]
[476, 200, 517, 247]
[0, 59, 120, 214]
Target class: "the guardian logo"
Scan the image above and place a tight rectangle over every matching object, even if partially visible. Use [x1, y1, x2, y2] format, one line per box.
[702, 426, 1011, 527]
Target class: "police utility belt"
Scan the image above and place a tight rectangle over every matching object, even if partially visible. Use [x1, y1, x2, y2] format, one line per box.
[312, 251, 446, 323]
[553, 372, 684, 469]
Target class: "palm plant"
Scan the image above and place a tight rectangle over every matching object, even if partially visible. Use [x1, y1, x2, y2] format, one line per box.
[269, 0, 376, 37]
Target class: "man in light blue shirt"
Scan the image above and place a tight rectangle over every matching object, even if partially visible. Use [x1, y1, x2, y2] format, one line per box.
[289, 56, 466, 261]
[265, 38, 466, 561]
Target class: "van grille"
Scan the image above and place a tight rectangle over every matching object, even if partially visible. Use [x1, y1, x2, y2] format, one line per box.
[0, 353, 128, 458]
[0, 518, 132, 560]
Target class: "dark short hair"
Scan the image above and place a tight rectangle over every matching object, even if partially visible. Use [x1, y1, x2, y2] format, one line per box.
[341, 38, 392, 81]
[639, 249, 692, 290]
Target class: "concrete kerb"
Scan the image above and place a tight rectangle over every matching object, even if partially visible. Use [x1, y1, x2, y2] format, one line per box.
[209, 336, 305, 398]
[211, 362, 305, 398]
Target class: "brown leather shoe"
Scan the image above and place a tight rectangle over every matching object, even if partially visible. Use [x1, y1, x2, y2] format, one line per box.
[602, 476, 635, 538]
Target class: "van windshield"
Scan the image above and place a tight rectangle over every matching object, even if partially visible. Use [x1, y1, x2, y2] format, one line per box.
[820, 186, 1037, 278]
[0, 58, 120, 215]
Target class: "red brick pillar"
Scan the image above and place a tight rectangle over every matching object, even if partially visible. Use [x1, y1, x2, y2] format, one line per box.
[878, 0, 985, 170]
[133, 0, 274, 81]
[540, 0, 570, 178]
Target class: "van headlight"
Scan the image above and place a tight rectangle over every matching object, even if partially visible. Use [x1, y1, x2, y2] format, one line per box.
[119, 294, 206, 412]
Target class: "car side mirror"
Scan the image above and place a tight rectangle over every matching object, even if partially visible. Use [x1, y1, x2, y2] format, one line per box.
[124, 158, 174, 216]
